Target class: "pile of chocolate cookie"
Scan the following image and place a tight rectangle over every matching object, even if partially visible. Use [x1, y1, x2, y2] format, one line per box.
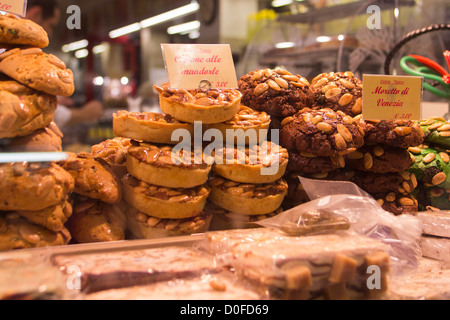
[238, 69, 425, 215]
[0, 14, 76, 250]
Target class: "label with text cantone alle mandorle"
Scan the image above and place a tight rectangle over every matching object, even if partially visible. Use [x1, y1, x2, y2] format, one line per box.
[0, 0, 27, 17]
[362, 74, 423, 121]
[161, 43, 238, 90]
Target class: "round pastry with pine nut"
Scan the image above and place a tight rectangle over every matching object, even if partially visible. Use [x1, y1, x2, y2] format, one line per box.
[208, 175, 288, 215]
[213, 141, 289, 184]
[346, 144, 413, 173]
[206, 105, 271, 145]
[351, 171, 418, 195]
[154, 83, 241, 124]
[363, 120, 424, 148]
[0, 162, 74, 211]
[0, 76, 57, 139]
[372, 192, 418, 215]
[126, 206, 212, 239]
[113, 110, 195, 145]
[238, 68, 314, 117]
[280, 108, 365, 156]
[126, 142, 212, 189]
[0, 48, 75, 97]
[122, 174, 210, 219]
[91, 137, 131, 179]
[0, 13, 49, 48]
[310, 71, 363, 116]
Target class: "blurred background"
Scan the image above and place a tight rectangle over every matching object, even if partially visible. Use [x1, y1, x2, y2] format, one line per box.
[40, 0, 449, 150]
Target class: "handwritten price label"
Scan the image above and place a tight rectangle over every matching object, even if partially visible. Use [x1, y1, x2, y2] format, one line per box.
[161, 44, 238, 90]
[0, 0, 27, 16]
[362, 74, 423, 121]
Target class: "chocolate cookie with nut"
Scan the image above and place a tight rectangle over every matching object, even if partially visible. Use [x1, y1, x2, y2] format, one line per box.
[280, 108, 365, 156]
[287, 151, 345, 174]
[363, 120, 423, 148]
[311, 71, 363, 116]
[372, 192, 418, 215]
[351, 171, 418, 195]
[346, 144, 413, 173]
[238, 68, 314, 118]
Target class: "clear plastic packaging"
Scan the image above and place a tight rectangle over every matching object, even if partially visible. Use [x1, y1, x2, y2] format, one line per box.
[257, 177, 423, 273]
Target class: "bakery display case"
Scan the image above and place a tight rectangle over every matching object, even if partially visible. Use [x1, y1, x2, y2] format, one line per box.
[1, 0, 450, 302]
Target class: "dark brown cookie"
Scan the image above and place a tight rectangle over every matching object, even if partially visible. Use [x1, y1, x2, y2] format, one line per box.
[280, 108, 365, 156]
[351, 171, 418, 195]
[363, 120, 424, 148]
[311, 71, 363, 116]
[287, 151, 345, 174]
[346, 144, 413, 173]
[238, 68, 314, 117]
[372, 192, 418, 215]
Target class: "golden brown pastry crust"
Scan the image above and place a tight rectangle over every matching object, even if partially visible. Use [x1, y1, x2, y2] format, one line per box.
[67, 197, 127, 243]
[113, 110, 194, 144]
[122, 174, 210, 219]
[91, 137, 131, 178]
[58, 152, 123, 204]
[126, 143, 211, 188]
[0, 213, 71, 251]
[0, 162, 74, 211]
[0, 14, 49, 48]
[0, 48, 74, 96]
[0, 77, 57, 139]
[154, 83, 242, 124]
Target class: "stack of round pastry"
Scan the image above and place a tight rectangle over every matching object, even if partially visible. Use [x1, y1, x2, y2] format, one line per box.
[207, 141, 289, 230]
[279, 107, 365, 208]
[0, 14, 76, 251]
[122, 141, 212, 239]
[408, 117, 450, 210]
[57, 152, 126, 243]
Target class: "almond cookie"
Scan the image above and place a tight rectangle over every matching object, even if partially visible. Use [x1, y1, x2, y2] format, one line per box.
[280, 108, 365, 156]
[208, 175, 288, 215]
[0, 48, 75, 97]
[0, 76, 57, 139]
[213, 141, 289, 184]
[0, 213, 71, 251]
[363, 120, 423, 148]
[126, 142, 212, 188]
[15, 199, 72, 232]
[206, 105, 271, 145]
[0, 14, 49, 48]
[418, 117, 450, 149]
[122, 174, 210, 219]
[126, 206, 212, 239]
[154, 83, 241, 124]
[311, 71, 363, 116]
[346, 144, 412, 173]
[91, 137, 131, 178]
[0, 162, 74, 211]
[67, 196, 127, 243]
[112, 110, 194, 145]
[238, 68, 314, 117]
[58, 152, 122, 204]
[2, 122, 63, 152]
